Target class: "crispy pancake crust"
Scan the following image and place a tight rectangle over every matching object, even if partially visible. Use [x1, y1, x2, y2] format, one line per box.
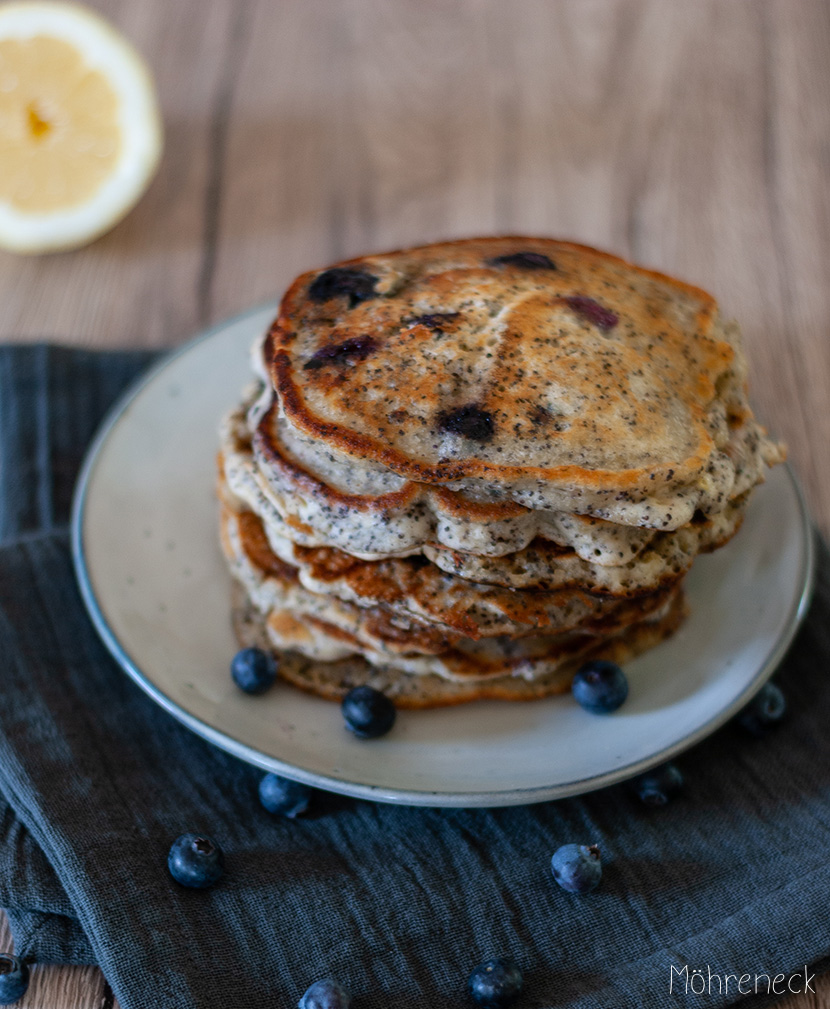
[267, 238, 754, 522]
[220, 393, 754, 569]
[423, 499, 746, 591]
[223, 399, 669, 561]
[231, 582, 688, 708]
[220, 503, 680, 648]
[220, 491, 681, 639]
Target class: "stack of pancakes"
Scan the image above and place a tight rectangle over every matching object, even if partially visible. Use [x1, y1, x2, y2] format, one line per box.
[218, 238, 783, 707]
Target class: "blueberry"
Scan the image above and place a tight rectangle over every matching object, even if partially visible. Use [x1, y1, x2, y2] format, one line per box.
[341, 685, 396, 738]
[308, 268, 377, 307]
[298, 978, 351, 1009]
[468, 958, 523, 1008]
[259, 773, 312, 817]
[304, 336, 378, 370]
[551, 843, 602, 893]
[633, 762, 684, 806]
[0, 955, 29, 1005]
[167, 833, 225, 889]
[738, 682, 786, 736]
[563, 295, 619, 331]
[437, 404, 495, 443]
[571, 660, 628, 713]
[487, 251, 556, 271]
[231, 647, 277, 694]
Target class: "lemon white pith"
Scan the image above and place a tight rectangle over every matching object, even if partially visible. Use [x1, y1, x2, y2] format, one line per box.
[0, 1, 162, 252]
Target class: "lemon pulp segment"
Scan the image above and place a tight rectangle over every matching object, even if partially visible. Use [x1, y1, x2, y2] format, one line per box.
[0, 34, 121, 212]
[0, 1, 162, 252]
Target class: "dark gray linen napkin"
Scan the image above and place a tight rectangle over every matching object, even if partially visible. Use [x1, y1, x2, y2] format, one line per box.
[1, 343, 829, 1009]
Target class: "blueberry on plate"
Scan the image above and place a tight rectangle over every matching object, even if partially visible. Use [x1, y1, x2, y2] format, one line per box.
[0, 955, 29, 1005]
[571, 660, 628, 713]
[167, 833, 225, 889]
[231, 647, 277, 694]
[737, 681, 786, 736]
[259, 773, 312, 818]
[468, 958, 523, 1009]
[298, 978, 351, 1009]
[341, 685, 396, 739]
[633, 762, 684, 807]
[551, 843, 602, 894]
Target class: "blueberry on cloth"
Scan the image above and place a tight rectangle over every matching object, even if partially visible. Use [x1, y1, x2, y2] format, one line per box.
[259, 773, 312, 817]
[341, 685, 396, 738]
[737, 681, 786, 736]
[571, 659, 628, 713]
[231, 647, 277, 694]
[551, 843, 602, 894]
[298, 978, 351, 1009]
[0, 955, 29, 1005]
[468, 958, 524, 1008]
[167, 833, 225, 889]
[633, 762, 684, 806]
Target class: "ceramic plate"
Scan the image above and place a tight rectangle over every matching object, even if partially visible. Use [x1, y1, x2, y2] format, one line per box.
[71, 304, 815, 807]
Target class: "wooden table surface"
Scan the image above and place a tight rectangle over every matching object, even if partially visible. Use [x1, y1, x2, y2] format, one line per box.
[2, 1, 829, 1006]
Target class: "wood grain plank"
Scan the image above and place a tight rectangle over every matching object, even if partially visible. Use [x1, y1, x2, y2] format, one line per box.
[0, 912, 116, 1008]
[777, 967, 830, 1009]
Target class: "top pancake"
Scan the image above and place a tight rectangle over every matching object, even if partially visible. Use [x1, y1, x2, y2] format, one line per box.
[266, 237, 755, 522]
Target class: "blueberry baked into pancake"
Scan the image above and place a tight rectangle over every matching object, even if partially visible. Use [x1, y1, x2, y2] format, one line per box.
[218, 237, 783, 707]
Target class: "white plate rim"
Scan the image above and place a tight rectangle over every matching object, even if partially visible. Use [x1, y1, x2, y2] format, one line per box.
[70, 303, 817, 807]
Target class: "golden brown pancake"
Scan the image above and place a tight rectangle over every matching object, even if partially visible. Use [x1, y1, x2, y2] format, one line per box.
[220, 504, 681, 651]
[216, 236, 784, 707]
[230, 582, 688, 708]
[224, 397, 764, 564]
[264, 237, 779, 529]
[219, 493, 682, 640]
[220, 404, 747, 591]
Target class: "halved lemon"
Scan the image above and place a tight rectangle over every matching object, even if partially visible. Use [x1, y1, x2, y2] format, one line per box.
[0, 1, 162, 253]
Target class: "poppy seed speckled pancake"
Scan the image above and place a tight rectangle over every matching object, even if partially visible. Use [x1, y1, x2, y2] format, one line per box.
[216, 236, 785, 707]
[421, 497, 746, 592]
[223, 389, 761, 566]
[230, 582, 687, 707]
[223, 511, 686, 689]
[219, 505, 680, 652]
[264, 237, 780, 529]
[218, 476, 681, 639]
[219, 432, 744, 598]
[222, 398, 662, 563]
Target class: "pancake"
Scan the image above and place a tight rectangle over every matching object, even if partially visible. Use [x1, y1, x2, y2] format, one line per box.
[219, 484, 682, 640]
[220, 504, 681, 651]
[236, 342, 777, 558]
[231, 582, 688, 708]
[216, 236, 784, 709]
[221, 401, 748, 581]
[223, 400, 721, 564]
[264, 237, 782, 528]
[422, 497, 746, 592]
